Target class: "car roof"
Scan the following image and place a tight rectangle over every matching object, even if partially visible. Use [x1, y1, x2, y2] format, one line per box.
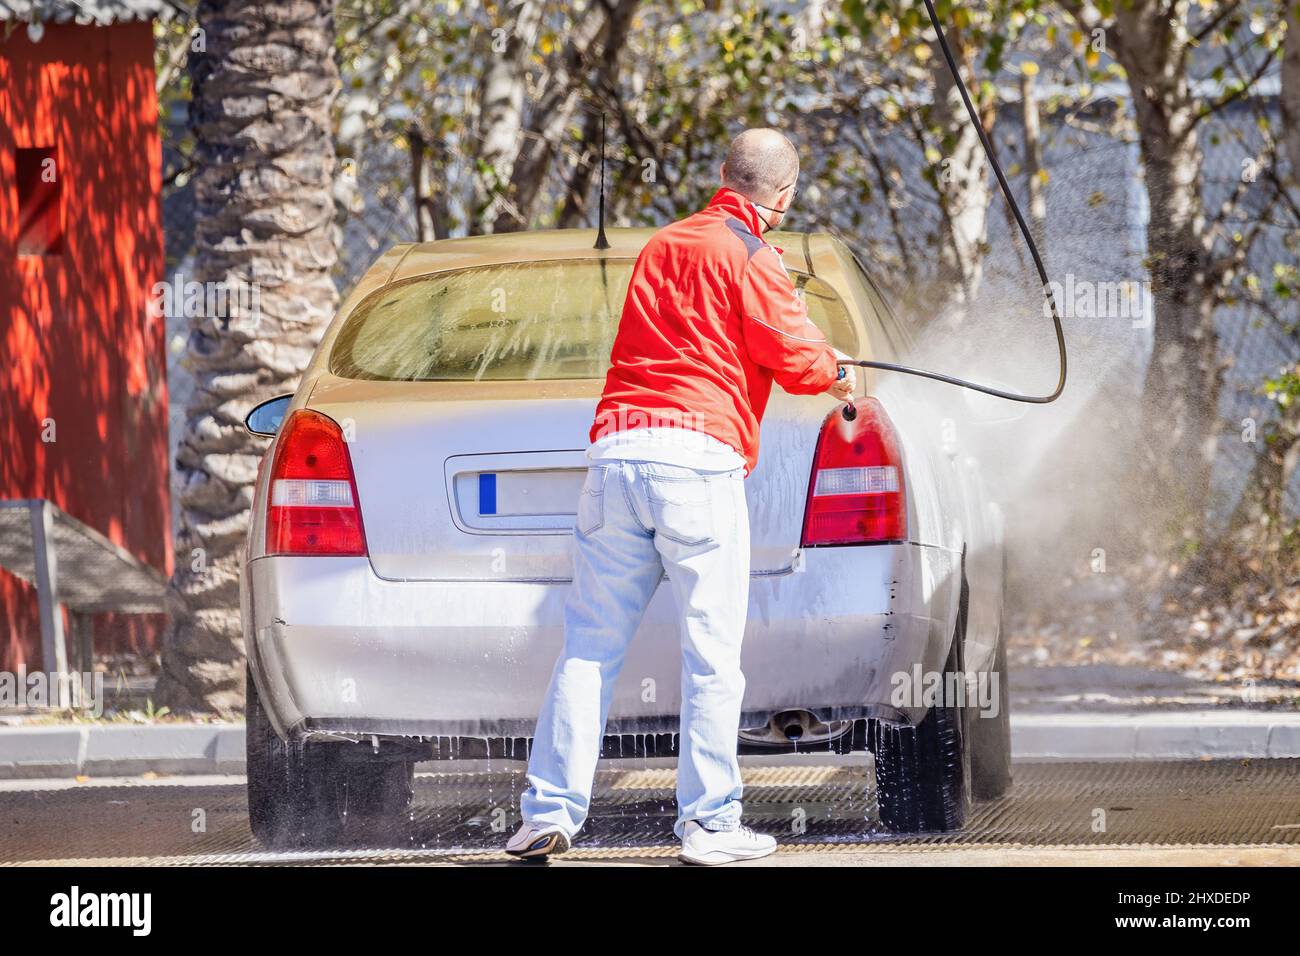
[377, 227, 846, 284]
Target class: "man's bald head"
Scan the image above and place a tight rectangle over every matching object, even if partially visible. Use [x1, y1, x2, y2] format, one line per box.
[720, 128, 800, 205]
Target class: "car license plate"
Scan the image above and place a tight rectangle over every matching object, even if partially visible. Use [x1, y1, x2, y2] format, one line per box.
[477, 470, 584, 517]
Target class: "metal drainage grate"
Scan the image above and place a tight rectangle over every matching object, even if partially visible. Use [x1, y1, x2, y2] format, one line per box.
[1, 759, 1298, 865]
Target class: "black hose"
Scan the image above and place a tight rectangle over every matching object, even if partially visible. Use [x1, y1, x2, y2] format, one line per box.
[838, 0, 1067, 405]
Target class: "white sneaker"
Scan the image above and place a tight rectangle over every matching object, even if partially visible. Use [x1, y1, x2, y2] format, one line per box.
[505, 822, 570, 859]
[678, 821, 777, 865]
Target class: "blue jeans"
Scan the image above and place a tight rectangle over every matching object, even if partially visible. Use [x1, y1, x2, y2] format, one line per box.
[519, 459, 751, 841]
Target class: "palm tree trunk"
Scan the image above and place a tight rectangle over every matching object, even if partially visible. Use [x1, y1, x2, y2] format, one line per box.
[156, 0, 340, 714]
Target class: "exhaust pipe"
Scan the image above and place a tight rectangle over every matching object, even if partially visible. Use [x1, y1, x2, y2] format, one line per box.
[738, 709, 852, 750]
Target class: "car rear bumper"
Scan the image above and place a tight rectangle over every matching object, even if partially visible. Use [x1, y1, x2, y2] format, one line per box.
[243, 542, 961, 740]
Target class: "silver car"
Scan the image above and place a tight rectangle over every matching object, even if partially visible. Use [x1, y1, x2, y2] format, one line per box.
[240, 228, 1012, 848]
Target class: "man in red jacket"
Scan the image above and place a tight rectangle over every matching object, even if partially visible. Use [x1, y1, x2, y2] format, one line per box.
[509, 128, 855, 865]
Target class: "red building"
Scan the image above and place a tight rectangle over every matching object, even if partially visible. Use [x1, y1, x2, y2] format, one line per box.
[0, 3, 173, 670]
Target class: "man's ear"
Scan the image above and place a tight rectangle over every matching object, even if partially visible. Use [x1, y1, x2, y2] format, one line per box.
[719, 162, 727, 185]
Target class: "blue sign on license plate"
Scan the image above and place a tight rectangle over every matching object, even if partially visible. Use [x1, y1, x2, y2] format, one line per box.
[478, 473, 497, 515]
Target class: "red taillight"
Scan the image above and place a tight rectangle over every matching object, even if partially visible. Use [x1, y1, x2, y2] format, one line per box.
[801, 398, 907, 546]
[265, 409, 367, 556]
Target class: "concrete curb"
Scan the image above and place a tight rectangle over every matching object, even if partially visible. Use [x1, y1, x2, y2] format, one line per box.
[2, 711, 1299, 779]
[0, 724, 245, 779]
[1011, 711, 1300, 760]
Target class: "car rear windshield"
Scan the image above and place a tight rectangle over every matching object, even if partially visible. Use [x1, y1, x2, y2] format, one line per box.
[329, 259, 859, 381]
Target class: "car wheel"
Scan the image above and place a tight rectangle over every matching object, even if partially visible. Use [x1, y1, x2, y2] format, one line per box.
[246, 666, 416, 848]
[871, 580, 972, 833]
[245, 665, 349, 849]
[969, 617, 1012, 800]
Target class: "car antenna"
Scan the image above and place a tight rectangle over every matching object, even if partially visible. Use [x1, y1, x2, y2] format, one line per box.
[594, 112, 611, 250]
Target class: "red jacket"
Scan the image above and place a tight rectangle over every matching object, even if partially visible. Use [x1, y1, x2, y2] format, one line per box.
[590, 187, 840, 474]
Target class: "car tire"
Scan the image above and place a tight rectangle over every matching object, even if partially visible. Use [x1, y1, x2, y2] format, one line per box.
[245, 665, 348, 848]
[871, 580, 972, 834]
[245, 666, 414, 849]
[969, 617, 1012, 801]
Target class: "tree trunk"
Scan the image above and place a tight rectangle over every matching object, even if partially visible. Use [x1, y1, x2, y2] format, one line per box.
[1112, 4, 1222, 536]
[470, 0, 543, 234]
[1019, 70, 1048, 254]
[927, 32, 992, 327]
[1283, 0, 1300, 182]
[156, 0, 340, 715]
[559, 108, 604, 228]
[1227, 385, 1300, 585]
[491, 3, 617, 232]
[556, 0, 640, 229]
[409, 126, 451, 240]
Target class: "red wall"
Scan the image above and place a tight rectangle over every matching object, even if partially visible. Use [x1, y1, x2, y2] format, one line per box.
[0, 21, 170, 670]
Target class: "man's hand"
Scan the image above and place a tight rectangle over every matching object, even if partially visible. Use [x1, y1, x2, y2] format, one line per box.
[826, 349, 856, 400]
